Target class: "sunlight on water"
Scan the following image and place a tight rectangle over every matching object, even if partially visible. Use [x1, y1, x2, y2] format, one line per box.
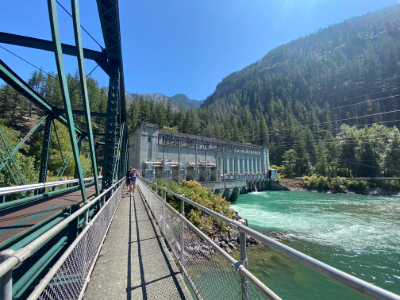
[231, 191, 400, 299]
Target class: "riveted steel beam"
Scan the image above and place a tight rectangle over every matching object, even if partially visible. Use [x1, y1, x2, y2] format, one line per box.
[96, 0, 127, 125]
[47, 0, 87, 202]
[101, 69, 119, 191]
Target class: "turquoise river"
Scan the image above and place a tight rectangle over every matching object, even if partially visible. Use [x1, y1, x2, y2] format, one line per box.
[230, 191, 400, 300]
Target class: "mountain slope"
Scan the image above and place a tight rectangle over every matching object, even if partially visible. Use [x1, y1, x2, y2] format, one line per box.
[202, 4, 400, 125]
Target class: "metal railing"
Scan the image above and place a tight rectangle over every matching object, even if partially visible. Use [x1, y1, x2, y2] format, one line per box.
[0, 176, 101, 197]
[138, 177, 400, 300]
[0, 176, 103, 210]
[138, 178, 279, 300]
[0, 178, 124, 300]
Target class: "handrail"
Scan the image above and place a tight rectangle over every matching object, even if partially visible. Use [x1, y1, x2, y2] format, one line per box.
[26, 180, 123, 300]
[139, 177, 400, 300]
[0, 178, 123, 279]
[0, 176, 102, 196]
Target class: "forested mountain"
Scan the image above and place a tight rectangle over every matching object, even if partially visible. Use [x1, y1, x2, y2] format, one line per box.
[169, 94, 203, 110]
[128, 92, 203, 111]
[126, 5, 400, 177]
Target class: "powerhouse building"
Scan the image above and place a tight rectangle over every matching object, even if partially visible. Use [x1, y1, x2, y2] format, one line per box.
[128, 122, 281, 201]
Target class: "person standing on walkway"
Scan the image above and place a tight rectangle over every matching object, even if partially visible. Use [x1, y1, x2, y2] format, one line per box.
[126, 167, 132, 193]
[129, 168, 140, 194]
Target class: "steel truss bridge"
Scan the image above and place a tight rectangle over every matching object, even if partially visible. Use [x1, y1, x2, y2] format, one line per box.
[0, 0, 127, 298]
[0, 1, 400, 300]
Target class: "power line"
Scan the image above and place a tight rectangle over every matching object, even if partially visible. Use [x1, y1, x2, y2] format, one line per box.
[326, 92, 400, 112]
[0, 45, 53, 78]
[56, 0, 104, 50]
[320, 109, 399, 126]
[371, 8, 400, 22]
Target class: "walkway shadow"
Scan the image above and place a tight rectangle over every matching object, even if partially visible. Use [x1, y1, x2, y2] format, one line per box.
[126, 193, 187, 299]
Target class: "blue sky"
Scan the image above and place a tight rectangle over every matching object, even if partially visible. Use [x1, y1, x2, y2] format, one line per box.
[1, 0, 399, 100]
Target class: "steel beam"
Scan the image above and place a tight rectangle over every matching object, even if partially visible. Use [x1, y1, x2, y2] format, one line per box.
[0, 148, 18, 187]
[0, 59, 83, 136]
[0, 32, 110, 75]
[71, 0, 100, 195]
[0, 115, 48, 172]
[0, 128, 25, 185]
[36, 117, 53, 195]
[54, 108, 110, 118]
[47, 0, 87, 202]
[102, 69, 120, 191]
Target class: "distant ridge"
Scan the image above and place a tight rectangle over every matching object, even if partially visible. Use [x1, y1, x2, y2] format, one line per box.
[127, 92, 203, 111]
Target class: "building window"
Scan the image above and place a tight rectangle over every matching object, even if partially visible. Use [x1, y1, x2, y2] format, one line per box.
[148, 136, 151, 142]
[229, 157, 233, 173]
[224, 157, 227, 173]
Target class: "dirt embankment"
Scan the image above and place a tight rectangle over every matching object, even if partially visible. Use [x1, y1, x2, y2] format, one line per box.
[279, 178, 305, 191]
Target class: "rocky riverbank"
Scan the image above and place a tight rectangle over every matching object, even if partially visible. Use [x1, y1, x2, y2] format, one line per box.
[202, 211, 290, 255]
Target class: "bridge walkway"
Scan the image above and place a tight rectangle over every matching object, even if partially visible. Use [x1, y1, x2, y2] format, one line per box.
[84, 189, 192, 300]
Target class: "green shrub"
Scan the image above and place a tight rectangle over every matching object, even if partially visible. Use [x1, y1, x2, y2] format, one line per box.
[153, 179, 233, 232]
[317, 176, 330, 189]
[300, 175, 319, 188]
[300, 176, 310, 188]
[376, 180, 400, 191]
[348, 180, 370, 191]
[331, 177, 347, 191]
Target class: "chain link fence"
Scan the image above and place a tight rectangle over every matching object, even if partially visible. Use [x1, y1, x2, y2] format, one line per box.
[137, 179, 270, 300]
[33, 183, 123, 300]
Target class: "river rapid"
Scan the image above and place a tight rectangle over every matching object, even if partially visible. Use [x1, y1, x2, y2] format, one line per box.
[230, 191, 400, 300]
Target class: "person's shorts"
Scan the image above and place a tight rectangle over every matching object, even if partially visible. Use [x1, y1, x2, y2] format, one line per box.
[126, 179, 129, 185]
[130, 180, 137, 187]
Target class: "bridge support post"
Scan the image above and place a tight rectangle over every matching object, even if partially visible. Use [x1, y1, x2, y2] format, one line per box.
[0, 250, 14, 300]
[180, 197, 185, 277]
[239, 219, 248, 300]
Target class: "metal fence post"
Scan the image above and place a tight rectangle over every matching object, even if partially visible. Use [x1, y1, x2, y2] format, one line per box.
[239, 219, 248, 300]
[163, 188, 166, 234]
[180, 195, 185, 276]
[0, 250, 14, 300]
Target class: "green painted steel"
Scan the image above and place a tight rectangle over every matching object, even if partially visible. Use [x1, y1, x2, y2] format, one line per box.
[12, 236, 68, 298]
[0, 32, 110, 75]
[0, 115, 48, 173]
[0, 147, 18, 187]
[102, 70, 120, 191]
[73, 138, 82, 185]
[71, 0, 100, 196]
[0, 127, 25, 185]
[9, 215, 67, 251]
[113, 122, 124, 183]
[47, 0, 87, 202]
[36, 117, 53, 195]
[0, 60, 83, 136]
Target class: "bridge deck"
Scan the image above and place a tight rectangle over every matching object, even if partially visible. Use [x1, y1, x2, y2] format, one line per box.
[84, 189, 192, 300]
[0, 185, 96, 247]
